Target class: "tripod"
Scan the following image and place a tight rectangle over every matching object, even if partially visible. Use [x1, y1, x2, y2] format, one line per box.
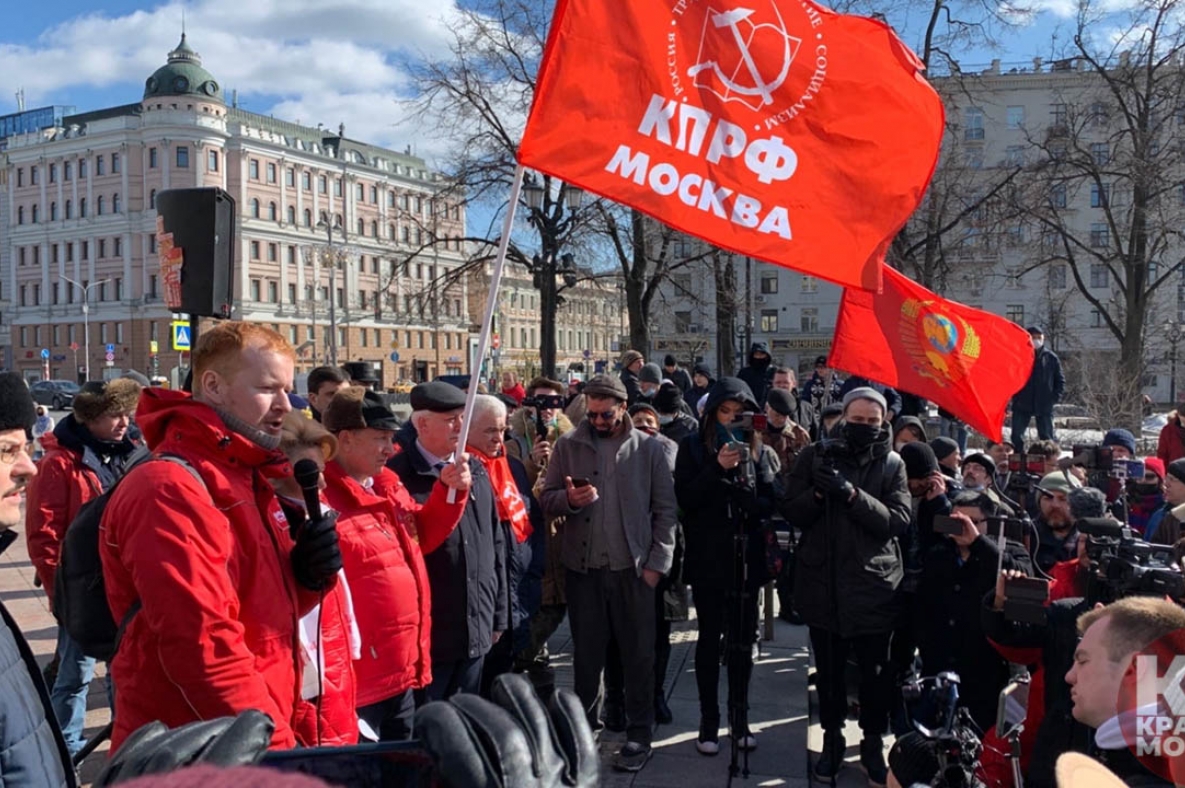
[723, 481, 756, 783]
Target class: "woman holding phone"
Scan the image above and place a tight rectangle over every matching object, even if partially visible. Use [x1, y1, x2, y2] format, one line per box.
[674, 377, 779, 756]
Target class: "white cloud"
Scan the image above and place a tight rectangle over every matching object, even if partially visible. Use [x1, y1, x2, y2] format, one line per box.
[0, 0, 469, 150]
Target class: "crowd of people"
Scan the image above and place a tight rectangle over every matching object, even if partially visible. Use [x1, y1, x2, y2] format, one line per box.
[0, 321, 1183, 788]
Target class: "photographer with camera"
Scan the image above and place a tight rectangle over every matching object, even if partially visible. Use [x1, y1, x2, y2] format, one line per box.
[917, 492, 1033, 731]
[784, 387, 912, 784]
[1034, 471, 1082, 573]
[675, 378, 780, 756]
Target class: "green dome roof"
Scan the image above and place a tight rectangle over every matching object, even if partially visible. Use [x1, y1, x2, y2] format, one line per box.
[143, 35, 224, 104]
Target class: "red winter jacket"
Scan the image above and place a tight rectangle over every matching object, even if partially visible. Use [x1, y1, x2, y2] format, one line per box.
[1158, 411, 1185, 464]
[292, 578, 358, 747]
[322, 463, 464, 706]
[100, 390, 320, 752]
[25, 431, 102, 608]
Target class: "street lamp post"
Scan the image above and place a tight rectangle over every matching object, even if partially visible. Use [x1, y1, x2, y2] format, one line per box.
[61, 276, 112, 381]
[1166, 320, 1183, 404]
[317, 212, 347, 367]
[521, 174, 584, 380]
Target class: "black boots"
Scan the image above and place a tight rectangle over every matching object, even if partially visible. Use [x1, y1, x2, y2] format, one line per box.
[815, 731, 845, 780]
[860, 736, 888, 788]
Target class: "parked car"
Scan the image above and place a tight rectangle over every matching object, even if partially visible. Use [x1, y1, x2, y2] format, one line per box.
[30, 379, 80, 410]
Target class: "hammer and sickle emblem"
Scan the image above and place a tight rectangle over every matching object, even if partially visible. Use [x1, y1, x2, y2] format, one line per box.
[687, 4, 797, 109]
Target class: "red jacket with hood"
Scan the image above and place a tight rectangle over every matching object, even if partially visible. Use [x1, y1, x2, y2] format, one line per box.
[26, 431, 102, 607]
[1158, 411, 1185, 464]
[322, 463, 464, 706]
[100, 389, 320, 752]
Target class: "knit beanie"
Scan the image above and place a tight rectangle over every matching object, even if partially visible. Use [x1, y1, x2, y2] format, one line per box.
[639, 363, 663, 385]
[1102, 428, 1137, 457]
[653, 383, 684, 415]
[930, 436, 960, 463]
[1144, 457, 1166, 480]
[1168, 458, 1185, 485]
[901, 441, 940, 480]
[0, 372, 36, 435]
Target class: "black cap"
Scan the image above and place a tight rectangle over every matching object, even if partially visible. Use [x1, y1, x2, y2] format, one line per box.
[766, 388, 796, 417]
[962, 452, 997, 478]
[496, 392, 519, 410]
[410, 380, 467, 412]
[1026, 325, 1044, 336]
[324, 388, 400, 432]
[901, 441, 940, 480]
[663, 354, 677, 367]
[653, 382, 684, 415]
[820, 402, 843, 419]
[930, 436, 959, 462]
[815, 355, 828, 366]
[0, 372, 36, 435]
[341, 361, 380, 384]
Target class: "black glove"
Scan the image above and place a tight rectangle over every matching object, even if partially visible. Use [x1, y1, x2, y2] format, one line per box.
[290, 510, 342, 591]
[813, 465, 855, 503]
[94, 710, 274, 786]
[417, 673, 598, 788]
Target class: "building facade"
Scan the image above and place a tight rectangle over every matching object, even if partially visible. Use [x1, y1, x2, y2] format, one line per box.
[467, 258, 624, 382]
[1, 36, 469, 388]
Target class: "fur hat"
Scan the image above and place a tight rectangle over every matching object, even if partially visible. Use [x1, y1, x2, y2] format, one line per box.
[620, 350, 644, 368]
[73, 379, 141, 423]
[324, 387, 400, 432]
[0, 373, 36, 435]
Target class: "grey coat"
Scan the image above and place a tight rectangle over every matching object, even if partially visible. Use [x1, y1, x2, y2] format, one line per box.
[541, 420, 678, 576]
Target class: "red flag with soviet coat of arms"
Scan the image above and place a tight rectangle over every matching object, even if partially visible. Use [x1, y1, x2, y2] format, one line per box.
[517, 0, 945, 292]
[829, 267, 1035, 441]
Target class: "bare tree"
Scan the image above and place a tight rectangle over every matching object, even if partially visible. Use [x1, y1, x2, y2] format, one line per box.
[1011, 0, 1185, 425]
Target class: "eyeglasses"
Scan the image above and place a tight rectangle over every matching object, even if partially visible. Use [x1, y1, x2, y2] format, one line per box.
[0, 443, 32, 465]
[970, 518, 988, 526]
[587, 409, 618, 422]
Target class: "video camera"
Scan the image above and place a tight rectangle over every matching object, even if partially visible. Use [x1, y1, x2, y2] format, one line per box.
[730, 411, 768, 436]
[901, 672, 985, 788]
[1071, 444, 1145, 484]
[1005, 452, 1046, 497]
[1077, 518, 1185, 602]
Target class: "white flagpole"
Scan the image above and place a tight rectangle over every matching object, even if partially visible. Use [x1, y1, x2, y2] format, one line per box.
[449, 163, 527, 502]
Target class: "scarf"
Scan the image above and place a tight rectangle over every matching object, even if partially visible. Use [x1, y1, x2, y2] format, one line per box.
[214, 407, 282, 451]
[472, 448, 532, 542]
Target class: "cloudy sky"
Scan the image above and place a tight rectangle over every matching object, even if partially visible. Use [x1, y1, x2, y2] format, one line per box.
[0, 0, 471, 160]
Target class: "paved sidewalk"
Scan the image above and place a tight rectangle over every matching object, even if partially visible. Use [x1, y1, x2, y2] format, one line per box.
[1, 525, 826, 788]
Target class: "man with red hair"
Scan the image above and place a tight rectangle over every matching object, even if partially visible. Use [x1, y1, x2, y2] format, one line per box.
[101, 322, 344, 751]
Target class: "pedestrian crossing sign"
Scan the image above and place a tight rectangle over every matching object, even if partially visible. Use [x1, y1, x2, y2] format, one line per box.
[172, 321, 192, 351]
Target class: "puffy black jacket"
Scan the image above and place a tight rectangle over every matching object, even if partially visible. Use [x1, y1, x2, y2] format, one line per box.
[784, 427, 912, 637]
[0, 531, 74, 788]
[675, 378, 779, 589]
[737, 342, 774, 407]
[387, 449, 508, 663]
[916, 536, 1032, 730]
[1012, 345, 1065, 413]
[981, 594, 1093, 788]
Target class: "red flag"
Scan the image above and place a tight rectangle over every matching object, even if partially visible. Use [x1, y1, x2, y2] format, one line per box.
[829, 267, 1035, 441]
[518, 0, 944, 291]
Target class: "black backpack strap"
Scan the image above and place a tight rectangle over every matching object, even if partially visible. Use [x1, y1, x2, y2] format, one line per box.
[111, 455, 205, 655]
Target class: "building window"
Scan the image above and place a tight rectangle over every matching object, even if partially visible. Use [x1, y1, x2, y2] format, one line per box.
[31, 204, 39, 223]
[319, 175, 327, 193]
[250, 280, 262, 302]
[302, 172, 311, 190]
[65, 199, 72, 219]
[95, 156, 104, 176]
[251, 241, 261, 259]
[114, 237, 122, 257]
[288, 283, 297, 304]
[286, 168, 295, 187]
[1051, 184, 1067, 209]
[176, 146, 189, 168]
[64, 161, 71, 180]
[1091, 102, 1108, 126]
[1091, 182, 1110, 208]
[149, 235, 156, 253]
[114, 278, 122, 300]
[49, 163, 57, 183]
[52, 282, 59, 305]
[1052, 103, 1068, 127]
[79, 198, 87, 217]
[1090, 309, 1103, 327]
[760, 309, 779, 333]
[149, 147, 158, 168]
[800, 307, 818, 332]
[963, 107, 985, 140]
[98, 239, 106, 258]
[1091, 142, 1110, 166]
[79, 159, 87, 177]
[97, 196, 104, 215]
[287, 205, 296, 224]
[1005, 146, 1025, 166]
[1090, 222, 1110, 247]
[760, 273, 778, 294]
[1005, 304, 1025, 323]
[1049, 264, 1067, 289]
[801, 275, 818, 293]
[113, 193, 121, 213]
[16, 168, 22, 187]
[266, 163, 276, 183]
[251, 199, 261, 218]
[267, 243, 277, 262]
[1006, 105, 1025, 129]
[268, 281, 278, 303]
[16, 206, 22, 225]
[334, 179, 343, 197]
[149, 275, 158, 299]
[357, 183, 365, 201]
[249, 159, 260, 180]
[269, 202, 277, 221]
[208, 150, 219, 172]
[1090, 263, 1109, 288]
[149, 189, 156, 209]
[303, 208, 312, 227]
[31, 165, 40, 184]
[111, 153, 120, 173]
[50, 202, 57, 221]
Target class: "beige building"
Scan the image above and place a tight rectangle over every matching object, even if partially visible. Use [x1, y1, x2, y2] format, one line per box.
[0, 36, 469, 388]
[467, 258, 624, 381]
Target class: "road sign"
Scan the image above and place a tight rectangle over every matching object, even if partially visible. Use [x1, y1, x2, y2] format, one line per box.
[172, 322, 192, 351]
[105, 352, 115, 362]
[52, 354, 66, 362]
[69, 342, 78, 351]
[105, 344, 115, 354]
[390, 340, 400, 350]
[491, 334, 501, 350]
[583, 349, 591, 359]
[149, 340, 159, 355]
[390, 352, 400, 363]
[40, 348, 49, 360]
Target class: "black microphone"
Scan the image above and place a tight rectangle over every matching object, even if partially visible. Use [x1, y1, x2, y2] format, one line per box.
[293, 458, 324, 522]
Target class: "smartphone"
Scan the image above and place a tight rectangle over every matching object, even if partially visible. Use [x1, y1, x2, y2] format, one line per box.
[1002, 576, 1049, 625]
[996, 678, 1031, 738]
[571, 477, 591, 488]
[986, 516, 1026, 542]
[933, 514, 965, 536]
[725, 440, 748, 453]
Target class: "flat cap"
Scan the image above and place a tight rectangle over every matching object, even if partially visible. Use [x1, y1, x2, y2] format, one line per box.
[583, 374, 628, 402]
[766, 388, 796, 417]
[1039, 471, 1081, 496]
[324, 387, 400, 432]
[410, 380, 467, 412]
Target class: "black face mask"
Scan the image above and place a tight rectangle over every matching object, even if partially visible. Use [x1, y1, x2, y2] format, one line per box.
[843, 422, 880, 450]
[1131, 482, 1162, 498]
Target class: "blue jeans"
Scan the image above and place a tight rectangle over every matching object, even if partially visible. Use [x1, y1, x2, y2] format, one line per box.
[51, 627, 100, 756]
[1010, 409, 1055, 451]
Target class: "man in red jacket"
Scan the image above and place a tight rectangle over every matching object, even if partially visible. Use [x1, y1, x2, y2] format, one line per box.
[26, 378, 142, 757]
[322, 386, 470, 741]
[100, 322, 344, 752]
